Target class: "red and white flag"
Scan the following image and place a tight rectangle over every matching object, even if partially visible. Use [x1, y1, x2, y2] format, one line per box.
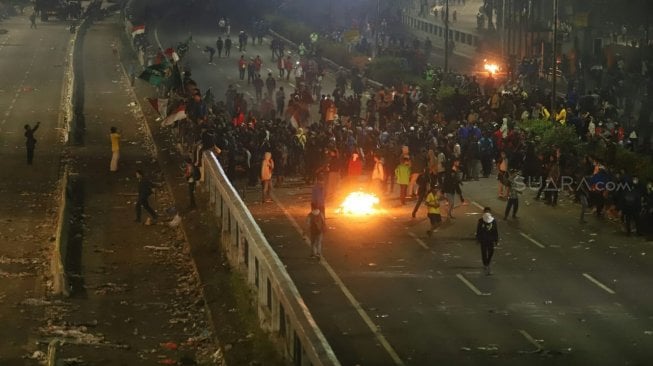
[131, 24, 145, 37]
[147, 97, 168, 118]
[164, 47, 180, 63]
[161, 104, 186, 127]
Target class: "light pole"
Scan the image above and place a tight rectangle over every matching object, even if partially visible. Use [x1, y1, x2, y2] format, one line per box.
[550, 0, 558, 122]
[444, 0, 450, 72]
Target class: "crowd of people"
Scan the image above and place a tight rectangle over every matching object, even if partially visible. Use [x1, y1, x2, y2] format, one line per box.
[154, 16, 653, 239]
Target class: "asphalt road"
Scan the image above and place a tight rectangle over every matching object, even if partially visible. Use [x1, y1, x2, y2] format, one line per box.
[0, 13, 70, 363]
[153, 5, 653, 366]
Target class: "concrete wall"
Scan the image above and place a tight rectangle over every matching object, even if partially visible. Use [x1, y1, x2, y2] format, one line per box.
[203, 152, 340, 366]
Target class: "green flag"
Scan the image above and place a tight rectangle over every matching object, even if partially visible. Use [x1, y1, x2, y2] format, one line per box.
[138, 63, 170, 86]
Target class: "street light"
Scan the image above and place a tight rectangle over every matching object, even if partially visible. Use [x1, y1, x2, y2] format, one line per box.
[550, 0, 559, 122]
[444, 0, 449, 72]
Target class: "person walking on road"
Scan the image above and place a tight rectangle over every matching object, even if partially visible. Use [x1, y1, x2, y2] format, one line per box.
[238, 55, 247, 80]
[216, 37, 224, 58]
[29, 12, 37, 29]
[260, 151, 274, 203]
[275, 87, 285, 116]
[135, 170, 159, 224]
[412, 169, 431, 218]
[252, 74, 264, 101]
[503, 171, 521, 220]
[306, 208, 326, 259]
[224, 37, 232, 57]
[24, 121, 40, 165]
[425, 186, 442, 237]
[109, 126, 120, 172]
[265, 73, 276, 97]
[476, 207, 499, 275]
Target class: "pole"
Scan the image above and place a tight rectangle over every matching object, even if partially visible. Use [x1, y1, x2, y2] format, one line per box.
[550, 0, 558, 122]
[444, 0, 449, 72]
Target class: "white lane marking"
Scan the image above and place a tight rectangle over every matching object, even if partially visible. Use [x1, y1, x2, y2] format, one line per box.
[519, 232, 546, 249]
[456, 273, 490, 296]
[582, 273, 616, 294]
[407, 231, 429, 250]
[518, 329, 543, 350]
[272, 193, 406, 366]
[471, 201, 485, 210]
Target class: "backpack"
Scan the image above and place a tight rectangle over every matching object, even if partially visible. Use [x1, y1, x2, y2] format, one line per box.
[479, 137, 492, 154]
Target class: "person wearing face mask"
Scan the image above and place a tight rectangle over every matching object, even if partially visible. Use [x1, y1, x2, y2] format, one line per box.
[476, 207, 499, 275]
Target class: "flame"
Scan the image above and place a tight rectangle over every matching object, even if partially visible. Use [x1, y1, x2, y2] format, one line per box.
[338, 191, 380, 216]
[484, 62, 499, 74]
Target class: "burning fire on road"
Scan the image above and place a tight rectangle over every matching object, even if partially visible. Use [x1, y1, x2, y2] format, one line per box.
[337, 191, 380, 216]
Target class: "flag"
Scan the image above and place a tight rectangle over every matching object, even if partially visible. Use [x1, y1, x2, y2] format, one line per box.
[166, 63, 183, 91]
[138, 64, 170, 86]
[147, 98, 168, 118]
[161, 104, 187, 127]
[132, 24, 145, 37]
[164, 47, 180, 63]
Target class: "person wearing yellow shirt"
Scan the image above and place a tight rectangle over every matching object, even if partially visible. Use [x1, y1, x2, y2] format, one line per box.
[425, 186, 442, 237]
[110, 127, 120, 172]
[555, 105, 567, 125]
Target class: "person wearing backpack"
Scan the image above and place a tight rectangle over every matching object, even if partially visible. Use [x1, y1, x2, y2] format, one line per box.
[184, 158, 200, 209]
[306, 207, 326, 259]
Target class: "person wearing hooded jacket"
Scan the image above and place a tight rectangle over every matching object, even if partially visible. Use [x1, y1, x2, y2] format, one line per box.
[476, 207, 499, 275]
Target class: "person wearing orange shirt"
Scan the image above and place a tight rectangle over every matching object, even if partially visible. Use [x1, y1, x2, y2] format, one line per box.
[110, 126, 120, 172]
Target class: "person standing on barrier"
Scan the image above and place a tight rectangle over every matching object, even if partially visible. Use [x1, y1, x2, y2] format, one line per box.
[135, 170, 159, 224]
[24, 121, 40, 165]
[109, 127, 120, 172]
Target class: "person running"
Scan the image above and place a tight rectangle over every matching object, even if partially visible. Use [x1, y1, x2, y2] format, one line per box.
[476, 207, 499, 275]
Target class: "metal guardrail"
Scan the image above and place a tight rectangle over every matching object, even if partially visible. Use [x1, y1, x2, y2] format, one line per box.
[202, 151, 340, 366]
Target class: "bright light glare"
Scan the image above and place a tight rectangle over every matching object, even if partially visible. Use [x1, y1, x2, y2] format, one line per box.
[484, 63, 499, 74]
[338, 191, 380, 216]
